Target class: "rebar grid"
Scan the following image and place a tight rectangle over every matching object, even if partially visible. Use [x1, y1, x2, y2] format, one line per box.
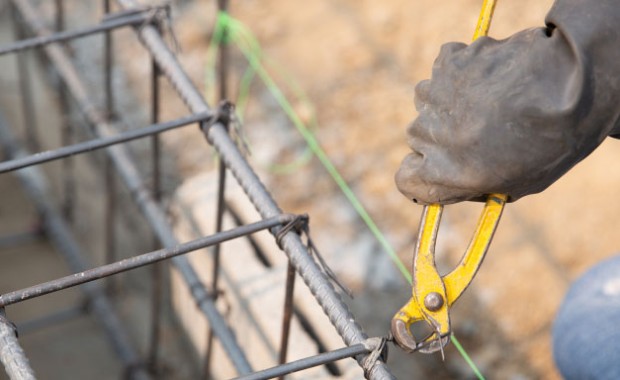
[0, 1, 397, 379]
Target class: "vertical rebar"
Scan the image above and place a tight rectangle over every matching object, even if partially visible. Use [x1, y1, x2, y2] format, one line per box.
[54, 0, 76, 224]
[54, 0, 63, 31]
[147, 39, 164, 373]
[103, 0, 114, 120]
[11, 3, 39, 151]
[103, 0, 118, 294]
[277, 261, 296, 380]
[0, 308, 35, 380]
[204, 0, 229, 378]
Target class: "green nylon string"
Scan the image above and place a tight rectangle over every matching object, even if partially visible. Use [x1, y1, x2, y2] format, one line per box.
[207, 13, 316, 174]
[207, 11, 486, 379]
[211, 11, 412, 283]
[452, 334, 486, 380]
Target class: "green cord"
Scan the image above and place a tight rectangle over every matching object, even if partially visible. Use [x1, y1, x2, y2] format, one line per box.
[207, 12, 317, 174]
[207, 11, 486, 379]
[451, 334, 486, 380]
[215, 11, 412, 283]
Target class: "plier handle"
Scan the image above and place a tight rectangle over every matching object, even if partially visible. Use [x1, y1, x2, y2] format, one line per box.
[391, 193, 507, 354]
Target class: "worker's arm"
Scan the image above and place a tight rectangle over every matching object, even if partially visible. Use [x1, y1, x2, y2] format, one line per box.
[395, 0, 620, 205]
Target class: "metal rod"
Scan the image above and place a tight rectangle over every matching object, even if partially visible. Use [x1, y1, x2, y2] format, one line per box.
[17, 304, 86, 335]
[277, 261, 296, 379]
[54, 0, 64, 32]
[233, 343, 370, 380]
[0, 11, 150, 57]
[0, 229, 42, 249]
[55, 0, 75, 224]
[11, 0, 253, 374]
[102, 0, 118, 298]
[113, 0, 395, 377]
[0, 115, 151, 380]
[0, 112, 210, 173]
[104, 158, 117, 293]
[11, 4, 39, 151]
[204, 1, 229, 377]
[103, 0, 114, 120]
[0, 214, 294, 308]
[0, 308, 36, 380]
[147, 46, 163, 371]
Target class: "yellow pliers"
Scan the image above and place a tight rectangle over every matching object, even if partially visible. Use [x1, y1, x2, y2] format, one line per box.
[391, 194, 506, 353]
[391, 0, 501, 354]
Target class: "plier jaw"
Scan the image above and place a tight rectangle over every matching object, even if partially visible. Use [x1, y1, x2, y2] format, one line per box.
[391, 304, 451, 354]
[391, 194, 507, 354]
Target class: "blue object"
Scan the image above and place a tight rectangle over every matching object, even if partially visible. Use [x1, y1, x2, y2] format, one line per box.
[552, 255, 620, 379]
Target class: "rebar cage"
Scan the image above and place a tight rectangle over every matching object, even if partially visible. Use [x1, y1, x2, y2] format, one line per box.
[0, 1, 397, 379]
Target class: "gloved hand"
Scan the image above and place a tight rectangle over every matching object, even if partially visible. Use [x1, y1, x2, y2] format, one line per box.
[395, 0, 620, 205]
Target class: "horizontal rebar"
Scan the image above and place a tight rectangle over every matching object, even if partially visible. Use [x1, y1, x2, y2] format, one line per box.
[0, 214, 294, 308]
[233, 342, 374, 380]
[17, 304, 86, 335]
[0, 10, 150, 56]
[0, 111, 211, 173]
[10, 0, 253, 373]
[0, 230, 42, 249]
[115, 0, 395, 378]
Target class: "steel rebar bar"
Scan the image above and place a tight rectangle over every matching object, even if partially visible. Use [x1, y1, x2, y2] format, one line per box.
[114, 0, 395, 377]
[0, 308, 35, 380]
[233, 342, 374, 380]
[277, 261, 296, 380]
[102, 0, 119, 295]
[56, 0, 75, 224]
[0, 214, 294, 308]
[147, 46, 163, 371]
[11, 4, 39, 151]
[10, 1, 253, 373]
[0, 112, 210, 173]
[204, 0, 230, 377]
[0, 11, 151, 56]
[17, 303, 86, 335]
[0, 229, 42, 249]
[103, 0, 115, 120]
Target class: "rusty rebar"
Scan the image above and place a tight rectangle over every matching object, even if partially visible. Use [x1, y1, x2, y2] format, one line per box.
[147, 42, 164, 371]
[0, 10, 151, 56]
[54, 0, 76, 224]
[204, 0, 230, 378]
[11, 4, 39, 151]
[0, 308, 35, 380]
[102, 0, 118, 311]
[277, 261, 296, 379]
[0, 112, 210, 173]
[233, 339, 385, 380]
[0, 213, 295, 308]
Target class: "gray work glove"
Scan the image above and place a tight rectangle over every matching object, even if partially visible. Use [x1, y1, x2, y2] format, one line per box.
[395, 0, 620, 205]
